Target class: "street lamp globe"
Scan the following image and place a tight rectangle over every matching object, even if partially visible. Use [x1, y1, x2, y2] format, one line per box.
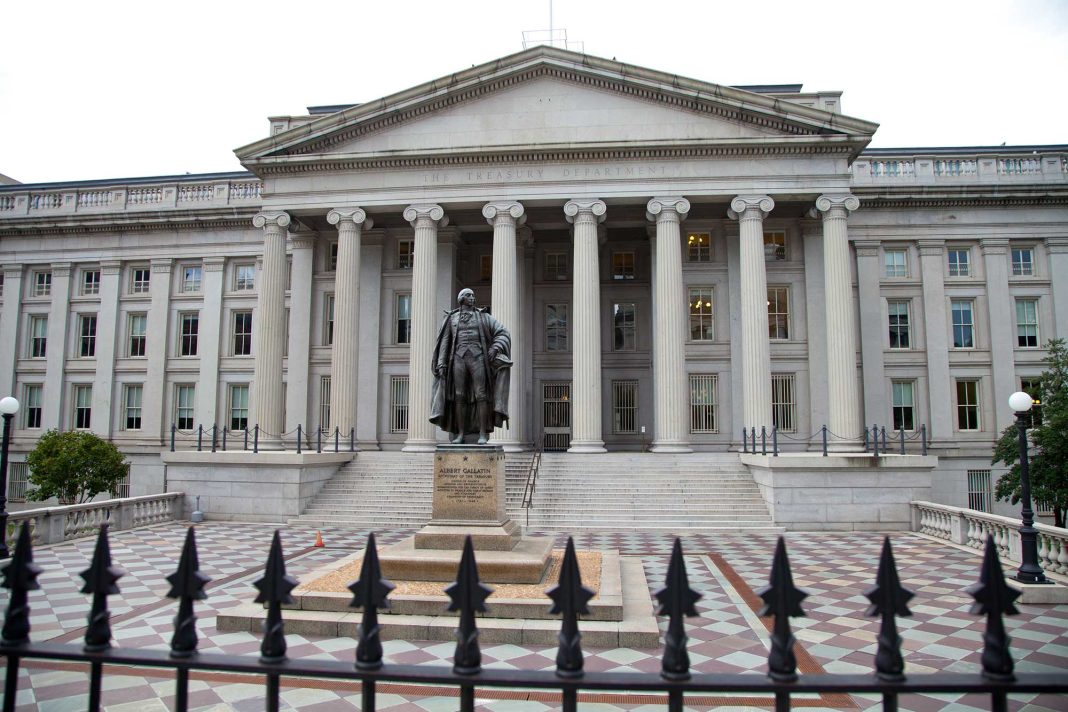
[1008, 391, 1034, 414]
[0, 397, 18, 416]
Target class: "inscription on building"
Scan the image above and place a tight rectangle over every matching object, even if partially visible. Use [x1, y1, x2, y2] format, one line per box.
[423, 163, 675, 184]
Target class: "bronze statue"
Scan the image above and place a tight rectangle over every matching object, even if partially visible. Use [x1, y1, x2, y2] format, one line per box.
[430, 288, 511, 444]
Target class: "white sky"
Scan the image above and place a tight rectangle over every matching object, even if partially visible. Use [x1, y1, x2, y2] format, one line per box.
[1, 0, 1065, 184]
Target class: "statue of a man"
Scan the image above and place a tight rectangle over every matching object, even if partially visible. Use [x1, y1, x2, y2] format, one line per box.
[430, 288, 512, 444]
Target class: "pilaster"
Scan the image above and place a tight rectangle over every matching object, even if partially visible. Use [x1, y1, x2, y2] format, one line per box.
[286, 233, 316, 433]
[250, 211, 291, 448]
[1046, 237, 1068, 340]
[0, 266, 24, 399]
[90, 261, 122, 438]
[981, 238, 1015, 431]
[42, 263, 72, 431]
[356, 230, 384, 449]
[918, 240, 952, 440]
[327, 208, 372, 439]
[854, 240, 886, 427]
[142, 259, 173, 440]
[484, 201, 525, 451]
[195, 257, 225, 428]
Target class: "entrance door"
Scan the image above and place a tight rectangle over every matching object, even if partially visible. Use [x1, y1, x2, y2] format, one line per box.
[542, 381, 571, 451]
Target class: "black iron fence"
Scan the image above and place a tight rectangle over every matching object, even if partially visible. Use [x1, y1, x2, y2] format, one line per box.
[169, 423, 356, 454]
[742, 424, 929, 457]
[1, 524, 1064, 712]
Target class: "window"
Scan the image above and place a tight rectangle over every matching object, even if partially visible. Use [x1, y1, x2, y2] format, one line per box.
[947, 248, 971, 277]
[689, 374, 718, 433]
[123, 384, 143, 430]
[78, 314, 97, 358]
[390, 376, 409, 433]
[545, 252, 568, 281]
[612, 252, 635, 280]
[771, 374, 796, 432]
[229, 385, 249, 431]
[231, 311, 253, 356]
[29, 315, 47, 358]
[1016, 299, 1038, 347]
[1011, 247, 1034, 276]
[179, 312, 199, 356]
[763, 231, 786, 261]
[480, 254, 493, 282]
[951, 300, 974, 348]
[175, 385, 196, 430]
[73, 385, 93, 430]
[546, 304, 568, 351]
[1021, 377, 1043, 427]
[612, 303, 636, 351]
[320, 376, 331, 430]
[82, 270, 100, 296]
[956, 379, 980, 430]
[887, 300, 911, 349]
[396, 294, 412, 345]
[967, 470, 992, 512]
[33, 270, 51, 297]
[687, 232, 711, 262]
[884, 249, 908, 278]
[328, 242, 338, 271]
[234, 264, 255, 291]
[768, 287, 790, 340]
[0, 272, 4, 297]
[111, 466, 131, 499]
[127, 313, 147, 357]
[611, 380, 638, 434]
[130, 267, 150, 294]
[181, 264, 202, 292]
[398, 239, 414, 269]
[23, 385, 42, 429]
[323, 294, 335, 346]
[892, 381, 915, 431]
[688, 288, 714, 341]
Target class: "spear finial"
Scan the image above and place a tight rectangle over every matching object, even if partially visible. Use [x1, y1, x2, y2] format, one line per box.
[547, 537, 594, 679]
[80, 524, 125, 652]
[863, 536, 914, 680]
[253, 530, 298, 663]
[348, 532, 395, 670]
[756, 536, 808, 682]
[965, 536, 1020, 681]
[1, 522, 42, 646]
[444, 536, 493, 674]
[166, 526, 210, 658]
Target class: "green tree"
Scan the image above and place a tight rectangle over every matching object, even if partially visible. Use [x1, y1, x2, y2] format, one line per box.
[25, 430, 129, 505]
[992, 338, 1068, 528]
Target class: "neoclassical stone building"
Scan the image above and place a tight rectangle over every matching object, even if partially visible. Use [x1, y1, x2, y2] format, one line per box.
[1, 46, 1066, 512]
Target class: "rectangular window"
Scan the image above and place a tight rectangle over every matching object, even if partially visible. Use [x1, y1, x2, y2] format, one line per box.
[175, 385, 196, 430]
[23, 384, 42, 429]
[763, 230, 786, 261]
[229, 384, 249, 431]
[768, 287, 790, 340]
[123, 384, 143, 430]
[127, 313, 147, 357]
[1011, 247, 1034, 276]
[182, 264, 202, 293]
[179, 312, 199, 356]
[951, 299, 974, 348]
[611, 380, 638, 434]
[545, 252, 568, 281]
[329, 242, 338, 271]
[29, 315, 48, 358]
[1016, 298, 1038, 347]
[947, 248, 971, 277]
[130, 267, 150, 294]
[612, 303, 636, 351]
[479, 254, 493, 282]
[33, 270, 51, 297]
[546, 304, 568, 351]
[73, 384, 93, 430]
[398, 239, 414, 269]
[324, 294, 335, 346]
[771, 374, 796, 432]
[320, 376, 331, 431]
[82, 269, 100, 296]
[967, 469, 992, 512]
[78, 314, 97, 357]
[689, 374, 718, 433]
[891, 381, 915, 431]
[956, 379, 980, 430]
[396, 293, 412, 345]
[688, 288, 714, 341]
[111, 466, 131, 499]
[687, 232, 711, 262]
[1021, 377, 1043, 427]
[887, 300, 911, 349]
[884, 249, 908, 278]
[390, 376, 409, 433]
[612, 252, 635, 280]
[234, 263, 255, 291]
[0, 272, 4, 297]
[232, 311, 253, 356]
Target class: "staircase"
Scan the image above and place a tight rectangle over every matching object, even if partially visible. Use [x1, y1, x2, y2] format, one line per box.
[290, 451, 774, 531]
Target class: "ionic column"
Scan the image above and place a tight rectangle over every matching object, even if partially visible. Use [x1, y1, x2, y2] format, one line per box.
[565, 199, 607, 453]
[647, 197, 692, 452]
[484, 201, 525, 451]
[815, 194, 862, 447]
[250, 211, 291, 448]
[327, 208, 373, 439]
[403, 204, 447, 451]
[728, 196, 774, 433]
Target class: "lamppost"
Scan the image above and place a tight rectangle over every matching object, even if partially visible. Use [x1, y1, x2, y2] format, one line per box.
[1007, 391, 1048, 584]
[0, 396, 19, 559]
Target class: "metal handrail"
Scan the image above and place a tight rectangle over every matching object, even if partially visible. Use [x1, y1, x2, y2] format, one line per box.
[521, 445, 542, 526]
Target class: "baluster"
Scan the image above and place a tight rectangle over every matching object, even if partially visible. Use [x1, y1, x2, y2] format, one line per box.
[166, 527, 210, 712]
[655, 538, 702, 712]
[547, 537, 595, 712]
[348, 532, 395, 712]
[445, 537, 493, 712]
[1, 523, 41, 711]
[966, 536, 1020, 712]
[864, 537, 914, 712]
[253, 530, 299, 712]
[1056, 536, 1068, 575]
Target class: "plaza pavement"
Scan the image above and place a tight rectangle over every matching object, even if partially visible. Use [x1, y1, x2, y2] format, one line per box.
[0, 522, 1065, 712]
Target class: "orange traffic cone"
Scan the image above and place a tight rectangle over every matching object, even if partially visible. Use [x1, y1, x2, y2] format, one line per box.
[314, 530, 324, 548]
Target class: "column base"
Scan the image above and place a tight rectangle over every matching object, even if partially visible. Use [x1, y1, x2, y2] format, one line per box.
[403, 439, 437, 452]
[650, 442, 693, 454]
[568, 440, 607, 454]
[254, 437, 286, 452]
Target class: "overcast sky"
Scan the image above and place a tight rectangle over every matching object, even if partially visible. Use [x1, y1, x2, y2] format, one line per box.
[2, 0, 1065, 184]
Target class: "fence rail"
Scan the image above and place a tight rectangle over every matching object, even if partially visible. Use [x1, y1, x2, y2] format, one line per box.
[169, 423, 355, 454]
[741, 424, 928, 456]
[4, 493, 183, 546]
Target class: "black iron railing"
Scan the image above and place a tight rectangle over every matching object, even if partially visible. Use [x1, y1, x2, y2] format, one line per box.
[1, 523, 1064, 712]
[521, 445, 542, 526]
[169, 423, 357, 454]
[742, 424, 930, 456]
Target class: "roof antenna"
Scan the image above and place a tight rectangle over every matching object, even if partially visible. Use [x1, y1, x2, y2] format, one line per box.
[521, 0, 584, 52]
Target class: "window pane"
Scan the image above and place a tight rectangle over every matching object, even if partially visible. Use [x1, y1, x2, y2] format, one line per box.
[611, 380, 638, 433]
[948, 249, 970, 277]
[687, 232, 711, 262]
[176, 385, 196, 430]
[689, 288, 714, 341]
[79, 315, 97, 357]
[545, 252, 568, 281]
[546, 304, 568, 351]
[612, 303, 636, 351]
[390, 376, 409, 433]
[771, 374, 796, 432]
[30, 316, 47, 358]
[24, 385, 43, 428]
[951, 300, 974, 348]
[892, 381, 915, 431]
[888, 300, 910, 349]
[763, 231, 786, 261]
[398, 240, 414, 269]
[612, 252, 635, 280]
[74, 385, 92, 429]
[183, 265, 202, 292]
[131, 268, 150, 293]
[956, 380, 980, 430]
[82, 270, 100, 295]
[180, 313, 199, 356]
[689, 374, 717, 433]
[1012, 248, 1034, 276]
[233, 312, 253, 355]
[230, 385, 249, 431]
[128, 314, 147, 357]
[124, 385, 143, 430]
[396, 294, 412, 344]
[1016, 299, 1038, 347]
[884, 250, 907, 278]
[768, 288, 789, 339]
[235, 264, 255, 291]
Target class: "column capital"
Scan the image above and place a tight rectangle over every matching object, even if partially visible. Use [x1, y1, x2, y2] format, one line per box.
[646, 197, 690, 222]
[327, 207, 373, 229]
[482, 201, 526, 225]
[979, 237, 1010, 255]
[917, 239, 945, 256]
[100, 260, 123, 276]
[727, 195, 774, 220]
[564, 199, 606, 224]
[150, 258, 173, 274]
[813, 194, 860, 215]
[252, 211, 291, 230]
[3, 264, 23, 278]
[51, 262, 73, 277]
[203, 257, 226, 273]
[1047, 237, 1068, 255]
[403, 203, 448, 228]
[852, 240, 881, 258]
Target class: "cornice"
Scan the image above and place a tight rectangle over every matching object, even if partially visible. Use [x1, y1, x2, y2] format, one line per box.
[853, 195, 1068, 209]
[0, 208, 261, 238]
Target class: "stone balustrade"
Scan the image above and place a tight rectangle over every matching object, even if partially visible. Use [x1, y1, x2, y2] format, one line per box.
[911, 500, 1068, 577]
[854, 150, 1067, 185]
[5, 493, 184, 545]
